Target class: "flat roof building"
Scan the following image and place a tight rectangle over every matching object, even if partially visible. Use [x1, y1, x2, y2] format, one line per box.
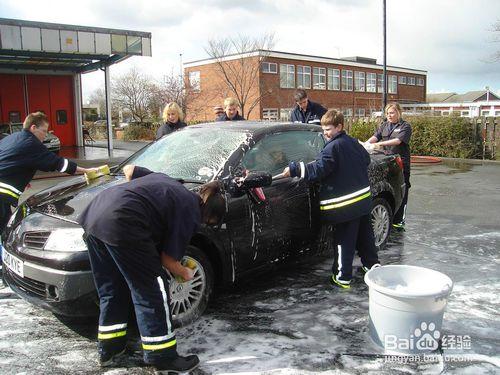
[184, 50, 427, 122]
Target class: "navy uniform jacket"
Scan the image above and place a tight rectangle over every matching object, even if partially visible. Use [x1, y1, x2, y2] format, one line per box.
[374, 119, 412, 172]
[289, 131, 372, 224]
[0, 129, 77, 204]
[216, 112, 245, 121]
[290, 100, 327, 125]
[77, 167, 201, 261]
[155, 121, 187, 140]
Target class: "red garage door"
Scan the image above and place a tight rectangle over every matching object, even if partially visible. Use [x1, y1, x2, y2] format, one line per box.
[0, 74, 26, 123]
[26, 75, 76, 146]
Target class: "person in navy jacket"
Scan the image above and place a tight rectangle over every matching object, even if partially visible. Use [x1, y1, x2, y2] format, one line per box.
[289, 89, 327, 125]
[216, 97, 245, 121]
[0, 112, 94, 256]
[78, 164, 226, 372]
[283, 109, 379, 289]
[155, 102, 187, 140]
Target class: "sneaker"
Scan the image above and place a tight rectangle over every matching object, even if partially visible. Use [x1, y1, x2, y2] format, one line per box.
[153, 354, 200, 374]
[330, 275, 351, 289]
[361, 263, 381, 273]
[99, 347, 126, 367]
[392, 222, 405, 232]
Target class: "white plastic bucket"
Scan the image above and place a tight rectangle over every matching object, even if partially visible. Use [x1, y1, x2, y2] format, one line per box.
[364, 265, 453, 354]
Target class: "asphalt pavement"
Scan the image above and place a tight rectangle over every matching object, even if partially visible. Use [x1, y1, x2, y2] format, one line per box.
[1, 159, 499, 374]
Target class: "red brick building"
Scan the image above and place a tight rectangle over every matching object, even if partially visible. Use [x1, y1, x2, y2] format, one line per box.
[184, 50, 427, 122]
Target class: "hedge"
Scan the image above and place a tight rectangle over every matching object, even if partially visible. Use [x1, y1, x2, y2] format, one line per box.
[347, 116, 480, 159]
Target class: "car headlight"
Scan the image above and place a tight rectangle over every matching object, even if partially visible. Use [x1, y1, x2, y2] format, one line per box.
[44, 228, 87, 252]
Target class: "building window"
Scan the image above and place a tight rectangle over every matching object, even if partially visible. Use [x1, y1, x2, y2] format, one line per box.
[297, 65, 311, 89]
[280, 64, 295, 88]
[388, 75, 397, 94]
[9, 111, 21, 123]
[354, 71, 365, 92]
[408, 76, 416, 85]
[327, 68, 340, 90]
[355, 108, 366, 117]
[189, 71, 200, 91]
[366, 73, 376, 92]
[313, 67, 326, 90]
[377, 74, 384, 93]
[280, 108, 292, 121]
[481, 110, 491, 116]
[341, 70, 353, 91]
[343, 108, 353, 117]
[262, 108, 279, 121]
[262, 62, 277, 74]
[56, 110, 68, 125]
[417, 77, 425, 86]
[441, 111, 450, 116]
[399, 76, 406, 84]
[460, 110, 470, 117]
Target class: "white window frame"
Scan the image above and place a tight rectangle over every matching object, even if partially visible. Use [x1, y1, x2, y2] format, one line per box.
[399, 76, 406, 84]
[417, 77, 425, 86]
[343, 108, 353, 117]
[280, 108, 292, 121]
[377, 73, 384, 93]
[355, 108, 366, 117]
[354, 71, 365, 92]
[188, 71, 200, 91]
[262, 108, 279, 121]
[341, 70, 353, 91]
[481, 110, 491, 116]
[327, 68, 340, 90]
[388, 75, 397, 94]
[262, 62, 277, 74]
[313, 67, 326, 90]
[460, 110, 470, 117]
[408, 76, 416, 85]
[280, 64, 295, 88]
[366, 73, 376, 92]
[297, 65, 311, 89]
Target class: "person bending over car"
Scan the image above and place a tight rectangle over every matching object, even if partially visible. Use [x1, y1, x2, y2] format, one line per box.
[77, 164, 226, 373]
[283, 109, 380, 289]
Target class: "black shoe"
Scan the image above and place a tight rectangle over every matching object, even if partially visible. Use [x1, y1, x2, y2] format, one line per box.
[99, 347, 126, 367]
[392, 222, 405, 232]
[153, 354, 200, 374]
[361, 263, 381, 273]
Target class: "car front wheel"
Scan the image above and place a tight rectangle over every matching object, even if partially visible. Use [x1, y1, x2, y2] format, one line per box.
[169, 245, 214, 327]
[371, 197, 393, 249]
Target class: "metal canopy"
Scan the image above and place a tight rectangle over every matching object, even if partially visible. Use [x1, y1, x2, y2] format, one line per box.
[0, 18, 152, 73]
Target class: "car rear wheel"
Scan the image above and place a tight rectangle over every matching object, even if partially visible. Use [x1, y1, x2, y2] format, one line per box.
[371, 197, 393, 249]
[169, 245, 214, 327]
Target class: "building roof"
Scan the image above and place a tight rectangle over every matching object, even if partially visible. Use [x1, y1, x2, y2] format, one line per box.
[426, 92, 457, 103]
[0, 18, 152, 73]
[427, 90, 500, 104]
[184, 49, 427, 75]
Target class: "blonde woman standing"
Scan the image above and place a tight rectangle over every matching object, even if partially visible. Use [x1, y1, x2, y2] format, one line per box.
[156, 102, 187, 140]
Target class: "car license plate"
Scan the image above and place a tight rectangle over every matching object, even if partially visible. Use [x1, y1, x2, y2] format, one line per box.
[2, 249, 24, 278]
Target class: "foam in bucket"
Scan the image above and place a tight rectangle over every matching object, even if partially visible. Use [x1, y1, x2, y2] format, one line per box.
[364, 265, 453, 354]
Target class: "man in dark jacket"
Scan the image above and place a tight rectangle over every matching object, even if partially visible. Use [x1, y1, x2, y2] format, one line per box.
[289, 89, 327, 125]
[216, 97, 245, 121]
[283, 109, 379, 289]
[78, 164, 226, 372]
[0, 112, 93, 258]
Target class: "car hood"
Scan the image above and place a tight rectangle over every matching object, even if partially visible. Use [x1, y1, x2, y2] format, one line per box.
[25, 174, 201, 224]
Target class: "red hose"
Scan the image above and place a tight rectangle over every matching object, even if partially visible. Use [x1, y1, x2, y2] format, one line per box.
[411, 156, 442, 164]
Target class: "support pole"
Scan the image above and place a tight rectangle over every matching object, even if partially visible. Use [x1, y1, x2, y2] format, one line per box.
[104, 65, 113, 156]
[382, 0, 387, 111]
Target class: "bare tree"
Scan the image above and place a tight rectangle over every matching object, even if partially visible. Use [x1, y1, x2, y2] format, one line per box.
[87, 88, 107, 118]
[204, 33, 275, 118]
[112, 67, 158, 123]
[150, 70, 187, 119]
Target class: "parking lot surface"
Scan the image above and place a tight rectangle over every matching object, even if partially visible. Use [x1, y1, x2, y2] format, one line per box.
[1, 159, 499, 374]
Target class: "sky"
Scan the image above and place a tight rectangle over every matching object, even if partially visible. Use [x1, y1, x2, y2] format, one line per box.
[1, 0, 499, 100]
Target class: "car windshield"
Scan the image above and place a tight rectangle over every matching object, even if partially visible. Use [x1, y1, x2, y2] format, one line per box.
[122, 127, 249, 182]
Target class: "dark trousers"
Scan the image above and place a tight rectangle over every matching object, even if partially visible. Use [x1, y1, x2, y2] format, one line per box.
[0, 197, 14, 239]
[394, 171, 411, 225]
[332, 214, 379, 280]
[85, 234, 177, 364]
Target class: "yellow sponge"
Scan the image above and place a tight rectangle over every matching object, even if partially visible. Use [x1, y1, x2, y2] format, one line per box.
[175, 258, 197, 283]
[85, 165, 110, 183]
